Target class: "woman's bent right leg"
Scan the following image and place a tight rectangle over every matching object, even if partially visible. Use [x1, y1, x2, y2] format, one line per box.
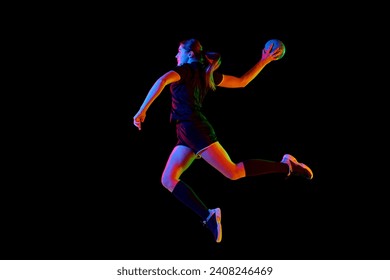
[161, 145, 209, 220]
[161, 145, 222, 243]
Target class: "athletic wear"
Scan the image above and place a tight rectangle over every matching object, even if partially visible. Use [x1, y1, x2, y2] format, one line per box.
[281, 154, 314, 180]
[203, 208, 222, 243]
[170, 62, 222, 154]
[172, 181, 209, 220]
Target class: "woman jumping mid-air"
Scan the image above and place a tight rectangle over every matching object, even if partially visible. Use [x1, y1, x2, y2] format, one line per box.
[133, 38, 313, 243]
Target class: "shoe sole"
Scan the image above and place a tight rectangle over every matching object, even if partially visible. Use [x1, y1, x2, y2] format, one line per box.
[299, 162, 313, 180]
[283, 154, 314, 180]
[214, 208, 222, 243]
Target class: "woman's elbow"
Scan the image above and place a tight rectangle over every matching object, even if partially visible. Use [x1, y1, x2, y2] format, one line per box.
[239, 81, 249, 88]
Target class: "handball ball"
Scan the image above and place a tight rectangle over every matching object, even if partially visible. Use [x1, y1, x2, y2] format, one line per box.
[265, 39, 286, 60]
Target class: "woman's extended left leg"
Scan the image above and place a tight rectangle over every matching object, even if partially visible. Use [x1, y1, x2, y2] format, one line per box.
[200, 141, 289, 179]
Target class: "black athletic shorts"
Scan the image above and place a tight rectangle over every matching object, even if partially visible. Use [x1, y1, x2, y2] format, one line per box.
[175, 120, 218, 156]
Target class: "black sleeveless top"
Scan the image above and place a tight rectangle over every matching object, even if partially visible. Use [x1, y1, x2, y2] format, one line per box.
[170, 61, 222, 123]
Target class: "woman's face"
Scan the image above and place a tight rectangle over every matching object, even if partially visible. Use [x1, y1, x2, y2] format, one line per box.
[176, 44, 190, 66]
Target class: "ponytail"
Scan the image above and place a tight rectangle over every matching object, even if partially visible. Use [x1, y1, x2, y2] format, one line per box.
[204, 52, 221, 91]
[180, 39, 222, 91]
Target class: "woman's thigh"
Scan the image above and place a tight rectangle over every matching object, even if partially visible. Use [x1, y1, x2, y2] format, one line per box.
[200, 142, 245, 180]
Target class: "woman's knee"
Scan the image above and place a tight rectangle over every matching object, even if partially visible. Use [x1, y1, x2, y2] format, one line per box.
[223, 166, 245, 180]
[224, 171, 243, 180]
[161, 174, 176, 192]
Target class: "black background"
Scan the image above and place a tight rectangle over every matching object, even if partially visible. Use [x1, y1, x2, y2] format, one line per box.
[4, 4, 388, 260]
